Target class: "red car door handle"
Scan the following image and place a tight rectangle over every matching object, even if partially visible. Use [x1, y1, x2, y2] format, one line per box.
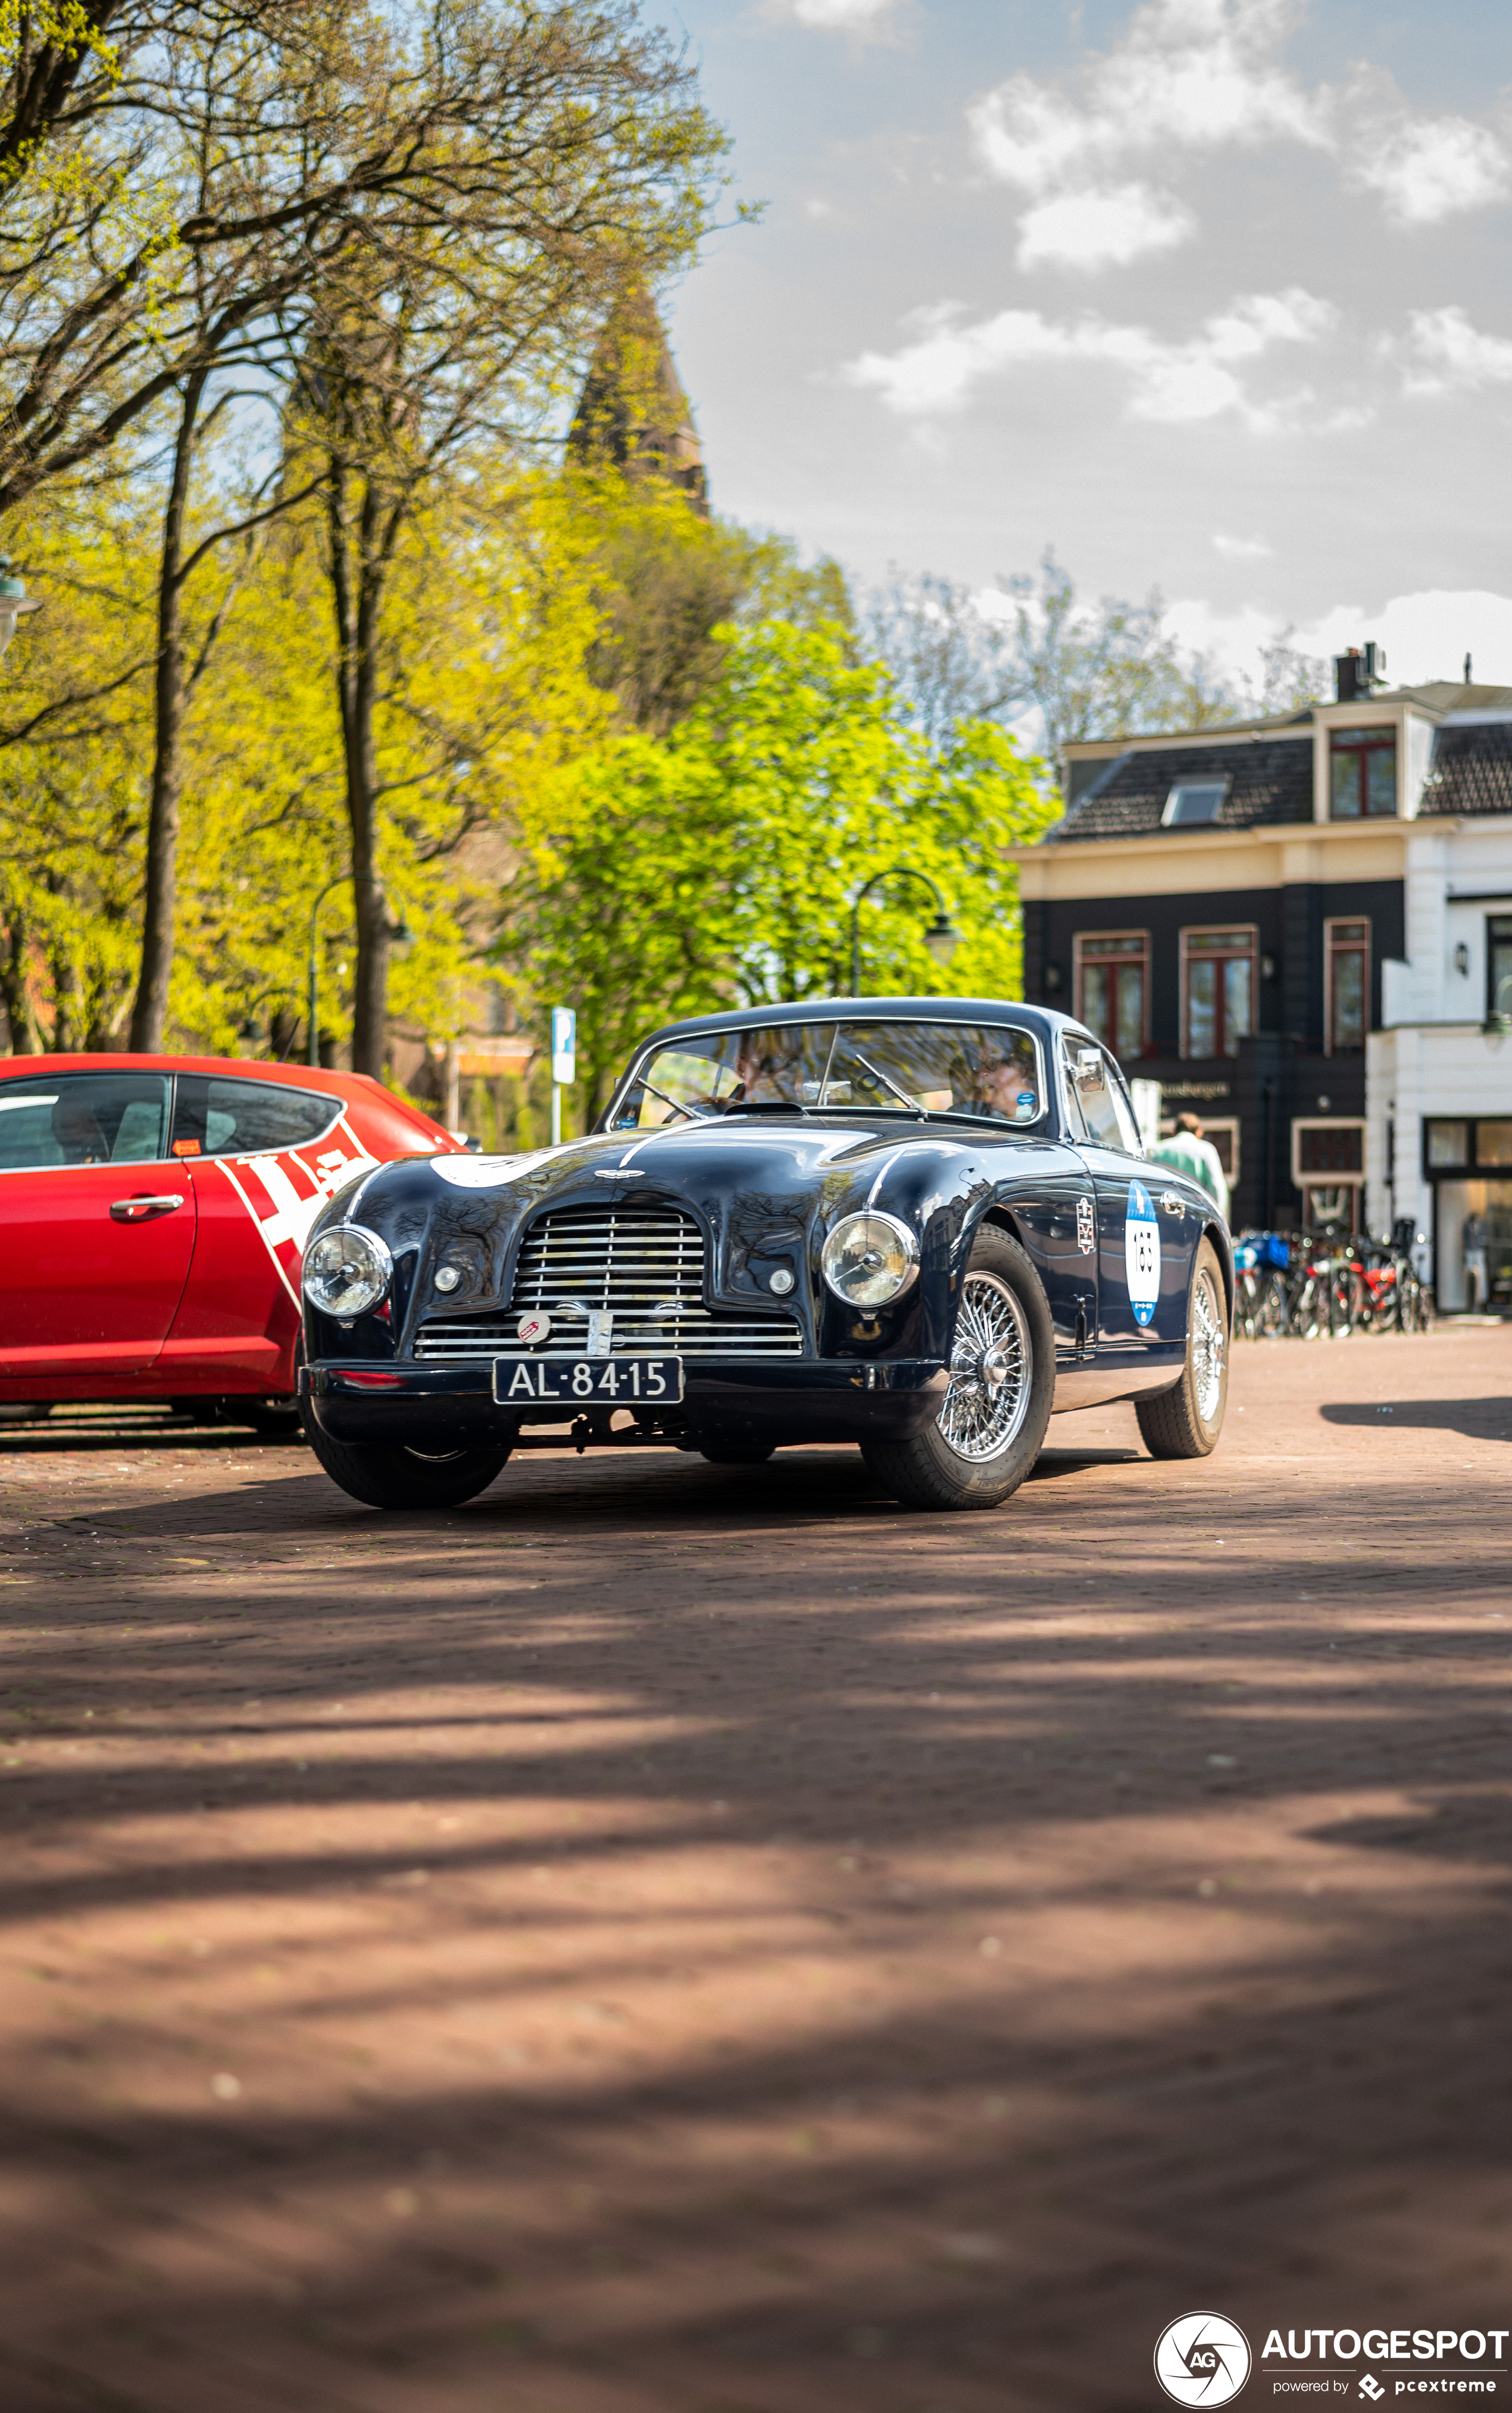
[110, 1194, 186, 1223]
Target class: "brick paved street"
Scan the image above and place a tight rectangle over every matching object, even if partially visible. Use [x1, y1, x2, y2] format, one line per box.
[0, 1328, 1508, 2413]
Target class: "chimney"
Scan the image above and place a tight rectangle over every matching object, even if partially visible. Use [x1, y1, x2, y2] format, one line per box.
[1333, 641, 1386, 703]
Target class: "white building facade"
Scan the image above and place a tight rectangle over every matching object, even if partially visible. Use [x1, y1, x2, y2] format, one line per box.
[1370, 778, 1512, 1307]
[1016, 670, 1512, 1300]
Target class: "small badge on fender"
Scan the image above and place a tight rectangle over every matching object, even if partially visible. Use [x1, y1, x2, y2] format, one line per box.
[1076, 1195, 1095, 1254]
[517, 1312, 551, 1346]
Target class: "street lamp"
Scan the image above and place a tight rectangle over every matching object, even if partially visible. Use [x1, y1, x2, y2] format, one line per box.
[0, 558, 40, 658]
[307, 877, 413, 1067]
[848, 866, 961, 997]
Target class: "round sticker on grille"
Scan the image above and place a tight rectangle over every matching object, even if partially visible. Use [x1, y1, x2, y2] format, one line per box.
[1124, 1179, 1160, 1328]
[517, 1312, 551, 1346]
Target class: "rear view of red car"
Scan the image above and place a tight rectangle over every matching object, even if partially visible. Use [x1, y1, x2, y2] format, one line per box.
[0, 1056, 463, 1426]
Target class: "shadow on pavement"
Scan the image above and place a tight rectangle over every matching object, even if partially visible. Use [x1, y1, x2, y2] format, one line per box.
[1321, 1394, 1512, 1442]
[2, 1418, 1511, 2408]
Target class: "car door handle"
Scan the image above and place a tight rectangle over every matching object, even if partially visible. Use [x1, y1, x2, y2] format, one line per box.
[110, 1193, 186, 1223]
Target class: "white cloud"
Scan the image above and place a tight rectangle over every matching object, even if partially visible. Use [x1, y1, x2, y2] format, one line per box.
[774, 0, 896, 29]
[844, 285, 1333, 427]
[1016, 183, 1194, 272]
[1213, 532, 1272, 559]
[966, 0, 1509, 268]
[969, 0, 1329, 198]
[1164, 589, 1512, 694]
[1401, 305, 1512, 397]
[1353, 114, 1510, 227]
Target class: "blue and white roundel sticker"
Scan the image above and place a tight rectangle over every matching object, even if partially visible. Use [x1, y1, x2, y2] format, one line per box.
[1124, 1180, 1161, 1328]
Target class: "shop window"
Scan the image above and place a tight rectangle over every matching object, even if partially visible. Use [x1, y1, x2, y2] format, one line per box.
[1488, 916, 1512, 1024]
[1293, 1119, 1365, 1233]
[1325, 917, 1369, 1052]
[1074, 931, 1148, 1060]
[1426, 1120, 1469, 1169]
[1329, 727, 1397, 819]
[1181, 926, 1255, 1059]
[1296, 1122, 1364, 1176]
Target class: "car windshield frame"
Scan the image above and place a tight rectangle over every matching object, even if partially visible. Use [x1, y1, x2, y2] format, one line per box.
[609, 1017, 1051, 1135]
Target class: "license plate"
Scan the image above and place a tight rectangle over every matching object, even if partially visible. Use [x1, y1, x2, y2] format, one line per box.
[492, 1355, 684, 1405]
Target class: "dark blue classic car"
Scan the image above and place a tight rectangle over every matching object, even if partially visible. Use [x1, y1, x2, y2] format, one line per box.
[299, 999, 1231, 1512]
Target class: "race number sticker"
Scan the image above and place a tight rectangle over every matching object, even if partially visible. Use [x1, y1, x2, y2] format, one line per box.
[1124, 1179, 1161, 1327]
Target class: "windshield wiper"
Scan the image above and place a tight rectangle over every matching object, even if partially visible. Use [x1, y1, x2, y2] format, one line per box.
[844, 1045, 928, 1116]
[641, 1078, 714, 1124]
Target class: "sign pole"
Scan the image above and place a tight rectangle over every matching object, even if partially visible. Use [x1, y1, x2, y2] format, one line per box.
[550, 1007, 576, 1146]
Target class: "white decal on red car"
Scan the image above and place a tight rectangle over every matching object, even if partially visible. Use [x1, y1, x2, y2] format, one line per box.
[214, 1131, 380, 1306]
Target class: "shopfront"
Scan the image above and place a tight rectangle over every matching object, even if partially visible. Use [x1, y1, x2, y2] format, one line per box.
[1424, 1117, 1512, 1309]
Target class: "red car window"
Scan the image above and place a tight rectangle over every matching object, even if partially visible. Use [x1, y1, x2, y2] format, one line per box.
[171, 1075, 343, 1159]
[0, 1072, 171, 1169]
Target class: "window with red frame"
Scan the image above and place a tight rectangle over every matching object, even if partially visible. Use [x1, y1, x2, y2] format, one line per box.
[1074, 931, 1148, 1060]
[1329, 728, 1396, 819]
[1182, 926, 1255, 1059]
[1325, 918, 1369, 1051]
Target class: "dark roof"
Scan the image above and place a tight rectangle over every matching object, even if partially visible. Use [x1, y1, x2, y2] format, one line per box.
[1054, 738, 1314, 842]
[1420, 721, 1512, 817]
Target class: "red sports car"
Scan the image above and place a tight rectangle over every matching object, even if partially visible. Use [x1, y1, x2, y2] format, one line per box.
[0, 1054, 463, 1428]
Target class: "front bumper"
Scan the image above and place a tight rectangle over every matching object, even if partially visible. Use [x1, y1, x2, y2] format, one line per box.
[302, 1356, 949, 1451]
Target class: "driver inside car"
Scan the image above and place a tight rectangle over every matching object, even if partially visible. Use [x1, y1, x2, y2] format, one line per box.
[51, 1094, 111, 1165]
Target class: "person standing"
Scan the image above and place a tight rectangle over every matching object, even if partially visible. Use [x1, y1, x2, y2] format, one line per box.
[1150, 1110, 1230, 1222]
[1463, 1208, 1489, 1310]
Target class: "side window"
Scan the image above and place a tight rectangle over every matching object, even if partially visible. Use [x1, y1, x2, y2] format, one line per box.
[1065, 1041, 1141, 1153]
[0, 1073, 170, 1170]
[171, 1076, 342, 1159]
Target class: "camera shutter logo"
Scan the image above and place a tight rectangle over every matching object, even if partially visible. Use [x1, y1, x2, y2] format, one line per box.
[1154, 2313, 1251, 2406]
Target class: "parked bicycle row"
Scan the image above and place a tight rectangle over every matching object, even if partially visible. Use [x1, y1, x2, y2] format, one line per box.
[1233, 1221, 1432, 1340]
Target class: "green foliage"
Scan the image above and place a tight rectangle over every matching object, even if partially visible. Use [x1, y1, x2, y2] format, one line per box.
[574, 471, 852, 734]
[502, 619, 1057, 1123]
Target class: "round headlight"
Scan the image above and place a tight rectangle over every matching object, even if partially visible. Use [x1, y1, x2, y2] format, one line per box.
[302, 1224, 393, 1319]
[821, 1211, 919, 1308]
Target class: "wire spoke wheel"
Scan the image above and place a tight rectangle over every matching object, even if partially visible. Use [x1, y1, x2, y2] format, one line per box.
[937, 1271, 1033, 1463]
[1190, 1265, 1226, 1424]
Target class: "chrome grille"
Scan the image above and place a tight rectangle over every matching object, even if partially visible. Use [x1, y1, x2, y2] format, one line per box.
[413, 1203, 805, 1362]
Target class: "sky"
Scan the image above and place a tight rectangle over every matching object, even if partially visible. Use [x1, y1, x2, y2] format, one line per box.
[655, 0, 1512, 692]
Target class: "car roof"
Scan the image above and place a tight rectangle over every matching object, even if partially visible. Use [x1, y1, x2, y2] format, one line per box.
[632, 995, 1087, 1053]
[0, 1053, 436, 1111]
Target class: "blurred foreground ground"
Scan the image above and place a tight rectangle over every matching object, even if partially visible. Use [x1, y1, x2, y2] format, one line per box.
[0, 1329, 1507, 2412]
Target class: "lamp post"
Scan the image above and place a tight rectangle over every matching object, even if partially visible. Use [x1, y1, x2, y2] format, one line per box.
[307, 877, 413, 1068]
[0, 558, 40, 659]
[848, 866, 961, 998]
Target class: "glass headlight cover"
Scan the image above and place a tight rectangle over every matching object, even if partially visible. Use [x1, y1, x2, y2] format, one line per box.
[302, 1223, 393, 1319]
[821, 1211, 919, 1308]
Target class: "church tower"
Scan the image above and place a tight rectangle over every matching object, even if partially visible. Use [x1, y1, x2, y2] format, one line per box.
[567, 285, 708, 515]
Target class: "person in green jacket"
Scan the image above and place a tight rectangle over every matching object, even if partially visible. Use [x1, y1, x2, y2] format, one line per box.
[1150, 1111, 1230, 1221]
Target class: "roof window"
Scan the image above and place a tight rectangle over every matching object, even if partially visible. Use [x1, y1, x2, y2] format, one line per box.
[1161, 778, 1229, 828]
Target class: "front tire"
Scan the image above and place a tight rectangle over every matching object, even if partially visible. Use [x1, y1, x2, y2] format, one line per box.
[861, 1226, 1054, 1510]
[1135, 1239, 1229, 1459]
[304, 1419, 511, 1510]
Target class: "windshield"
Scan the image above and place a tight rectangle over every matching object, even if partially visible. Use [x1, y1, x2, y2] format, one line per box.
[612, 1020, 1046, 1130]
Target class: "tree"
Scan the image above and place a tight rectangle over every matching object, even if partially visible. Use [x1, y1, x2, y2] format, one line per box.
[286, 2, 729, 1073]
[576, 470, 852, 735]
[501, 620, 1058, 1125]
[864, 552, 1244, 775]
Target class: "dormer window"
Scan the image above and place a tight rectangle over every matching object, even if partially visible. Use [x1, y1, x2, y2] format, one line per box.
[1330, 727, 1396, 817]
[1161, 778, 1228, 827]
